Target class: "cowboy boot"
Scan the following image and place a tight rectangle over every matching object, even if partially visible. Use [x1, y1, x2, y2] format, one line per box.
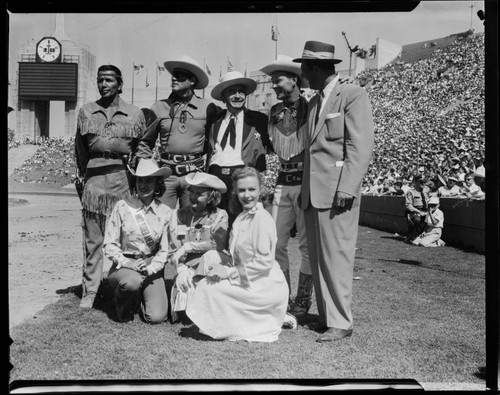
[283, 270, 292, 311]
[290, 272, 313, 321]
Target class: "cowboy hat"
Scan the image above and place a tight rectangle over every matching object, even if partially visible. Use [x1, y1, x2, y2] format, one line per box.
[211, 71, 257, 101]
[163, 55, 209, 90]
[293, 40, 342, 64]
[260, 55, 310, 89]
[128, 158, 172, 178]
[474, 166, 485, 178]
[185, 172, 227, 193]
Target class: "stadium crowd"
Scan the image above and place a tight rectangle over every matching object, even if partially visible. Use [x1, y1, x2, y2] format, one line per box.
[356, 32, 485, 199]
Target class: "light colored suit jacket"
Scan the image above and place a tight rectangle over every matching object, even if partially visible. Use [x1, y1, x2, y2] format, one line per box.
[301, 81, 374, 209]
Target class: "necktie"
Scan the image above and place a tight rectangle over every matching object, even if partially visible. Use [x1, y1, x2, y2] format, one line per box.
[314, 91, 324, 125]
[220, 116, 236, 149]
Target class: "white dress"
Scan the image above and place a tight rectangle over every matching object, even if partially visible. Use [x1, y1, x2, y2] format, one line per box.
[186, 203, 288, 342]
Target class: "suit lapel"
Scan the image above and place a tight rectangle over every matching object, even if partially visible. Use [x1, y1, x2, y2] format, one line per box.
[310, 84, 342, 145]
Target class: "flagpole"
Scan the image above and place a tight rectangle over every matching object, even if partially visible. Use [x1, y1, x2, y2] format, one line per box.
[203, 58, 206, 99]
[155, 61, 158, 102]
[132, 62, 135, 105]
[275, 14, 278, 60]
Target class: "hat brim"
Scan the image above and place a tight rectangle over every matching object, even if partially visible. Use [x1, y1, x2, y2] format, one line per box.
[164, 60, 209, 90]
[185, 172, 227, 193]
[260, 64, 310, 89]
[292, 57, 342, 64]
[128, 165, 172, 179]
[211, 78, 257, 101]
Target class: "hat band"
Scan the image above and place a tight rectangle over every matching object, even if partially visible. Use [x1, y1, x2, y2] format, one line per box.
[302, 49, 336, 60]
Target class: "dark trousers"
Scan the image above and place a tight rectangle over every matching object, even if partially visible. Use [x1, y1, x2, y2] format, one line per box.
[208, 165, 244, 230]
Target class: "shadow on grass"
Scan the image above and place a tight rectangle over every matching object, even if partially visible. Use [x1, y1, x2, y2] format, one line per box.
[179, 324, 222, 341]
[474, 366, 486, 380]
[56, 284, 82, 297]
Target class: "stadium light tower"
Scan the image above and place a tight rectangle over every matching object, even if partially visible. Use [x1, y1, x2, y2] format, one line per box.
[341, 31, 359, 77]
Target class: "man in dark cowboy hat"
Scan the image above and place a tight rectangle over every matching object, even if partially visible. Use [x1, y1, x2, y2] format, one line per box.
[135, 55, 219, 209]
[207, 70, 272, 225]
[293, 40, 374, 341]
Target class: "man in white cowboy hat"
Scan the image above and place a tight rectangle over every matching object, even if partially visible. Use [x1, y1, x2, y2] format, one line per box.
[259, 54, 313, 321]
[293, 40, 374, 342]
[207, 70, 272, 225]
[135, 55, 219, 210]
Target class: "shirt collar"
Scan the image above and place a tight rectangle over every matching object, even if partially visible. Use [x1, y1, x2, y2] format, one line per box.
[141, 198, 161, 214]
[225, 110, 243, 122]
[90, 96, 130, 116]
[321, 74, 340, 100]
[168, 93, 201, 110]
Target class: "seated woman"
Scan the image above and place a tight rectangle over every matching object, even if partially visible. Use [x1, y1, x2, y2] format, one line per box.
[103, 158, 173, 323]
[169, 172, 229, 322]
[185, 166, 290, 342]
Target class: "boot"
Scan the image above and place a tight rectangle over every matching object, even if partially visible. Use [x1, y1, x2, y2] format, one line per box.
[290, 272, 313, 321]
[283, 270, 292, 311]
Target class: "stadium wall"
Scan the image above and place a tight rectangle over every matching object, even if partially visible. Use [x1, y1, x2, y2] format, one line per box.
[359, 196, 485, 253]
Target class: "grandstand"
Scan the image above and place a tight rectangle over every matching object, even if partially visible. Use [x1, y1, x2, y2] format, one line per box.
[355, 30, 485, 186]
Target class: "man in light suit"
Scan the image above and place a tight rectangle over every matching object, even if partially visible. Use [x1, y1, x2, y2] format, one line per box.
[293, 41, 374, 342]
[207, 71, 272, 225]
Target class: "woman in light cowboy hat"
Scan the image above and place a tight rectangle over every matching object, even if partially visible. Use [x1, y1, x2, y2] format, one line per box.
[168, 172, 229, 323]
[102, 158, 173, 323]
[206, 70, 272, 228]
[134, 54, 219, 210]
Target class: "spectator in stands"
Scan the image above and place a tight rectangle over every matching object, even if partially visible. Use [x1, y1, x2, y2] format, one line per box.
[424, 177, 440, 202]
[460, 171, 484, 199]
[392, 179, 405, 196]
[412, 196, 445, 247]
[438, 175, 461, 197]
[404, 174, 427, 243]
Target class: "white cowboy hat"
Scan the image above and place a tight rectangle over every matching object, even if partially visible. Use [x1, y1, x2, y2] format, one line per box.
[163, 55, 209, 90]
[128, 158, 172, 178]
[260, 54, 310, 89]
[185, 172, 227, 193]
[474, 166, 485, 178]
[211, 71, 257, 101]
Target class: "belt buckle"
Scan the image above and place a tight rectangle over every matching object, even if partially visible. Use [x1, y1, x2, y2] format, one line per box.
[173, 154, 184, 163]
[175, 165, 186, 175]
[285, 174, 293, 183]
[221, 168, 230, 175]
[103, 150, 110, 159]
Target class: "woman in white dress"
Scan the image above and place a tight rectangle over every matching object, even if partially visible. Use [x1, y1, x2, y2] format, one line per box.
[186, 167, 290, 342]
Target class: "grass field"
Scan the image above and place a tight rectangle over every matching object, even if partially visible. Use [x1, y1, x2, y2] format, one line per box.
[9, 225, 485, 388]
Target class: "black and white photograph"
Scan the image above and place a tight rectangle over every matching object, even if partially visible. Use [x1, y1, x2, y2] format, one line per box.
[7, 0, 497, 392]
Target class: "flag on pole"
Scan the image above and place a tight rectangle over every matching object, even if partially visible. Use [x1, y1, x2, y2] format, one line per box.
[227, 57, 234, 72]
[219, 65, 222, 79]
[157, 65, 166, 73]
[244, 63, 248, 77]
[271, 25, 279, 41]
[145, 72, 149, 88]
[134, 64, 144, 74]
[205, 64, 212, 76]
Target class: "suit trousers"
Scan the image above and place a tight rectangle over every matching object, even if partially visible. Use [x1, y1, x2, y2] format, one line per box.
[271, 184, 311, 275]
[303, 198, 360, 330]
[107, 267, 168, 324]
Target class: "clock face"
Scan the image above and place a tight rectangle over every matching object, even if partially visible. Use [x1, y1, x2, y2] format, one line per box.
[36, 38, 61, 62]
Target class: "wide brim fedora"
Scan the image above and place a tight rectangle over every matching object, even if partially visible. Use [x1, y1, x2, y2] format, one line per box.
[185, 172, 227, 193]
[293, 40, 342, 64]
[260, 54, 310, 89]
[164, 55, 209, 90]
[128, 158, 172, 178]
[211, 71, 257, 101]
